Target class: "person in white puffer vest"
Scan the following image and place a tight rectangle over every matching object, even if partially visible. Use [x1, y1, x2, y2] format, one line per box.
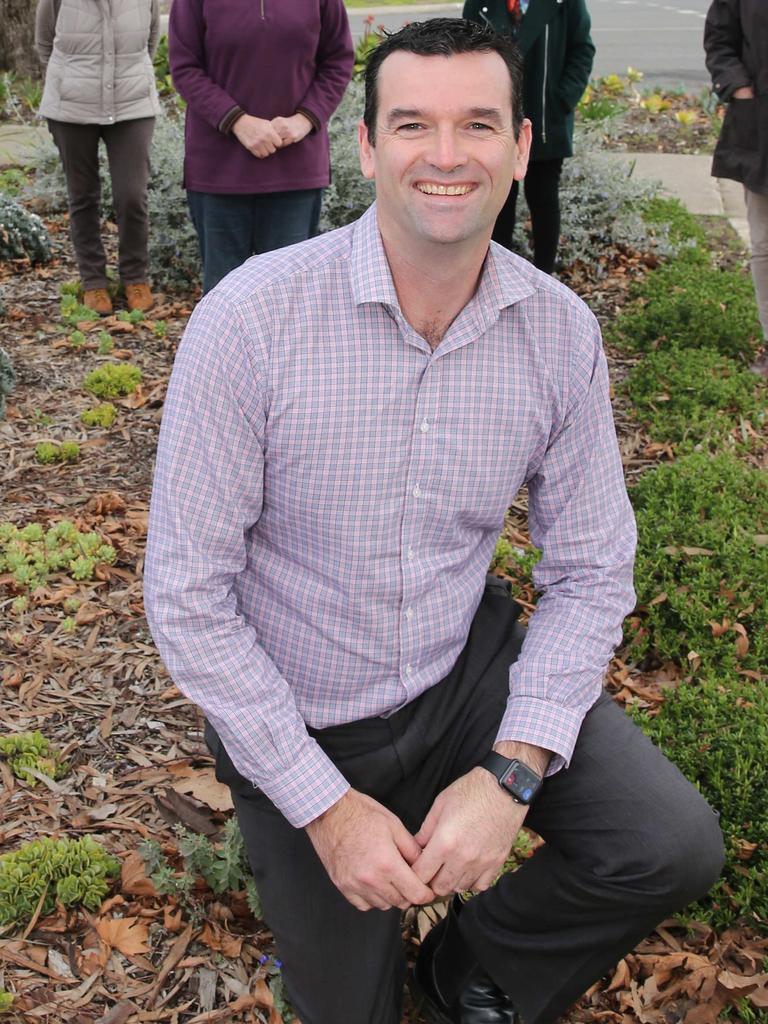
[35, 0, 160, 315]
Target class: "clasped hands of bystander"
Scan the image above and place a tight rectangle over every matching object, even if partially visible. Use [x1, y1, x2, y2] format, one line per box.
[232, 111, 314, 159]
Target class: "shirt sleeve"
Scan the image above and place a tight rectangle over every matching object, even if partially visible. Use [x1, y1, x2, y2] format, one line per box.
[494, 306, 637, 772]
[148, 0, 160, 58]
[144, 290, 350, 827]
[704, 0, 750, 100]
[35, 0, 57, 67]
[295, 0, 354, 129]
[168, 0, 241, 131]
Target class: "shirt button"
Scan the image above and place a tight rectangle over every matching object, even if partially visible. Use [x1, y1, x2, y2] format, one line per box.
[405, 664, 412, 676]
[412, 485, 421, 498]
[420, 419, 429, 433]
[405, 607, 414, 620]
[106, 84, 112, 89]
[407, 547, 415, 560]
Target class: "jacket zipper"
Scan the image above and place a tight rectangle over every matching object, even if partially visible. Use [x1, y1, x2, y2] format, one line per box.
[260, 0, 265, 17]
[541, 23, 549, 144]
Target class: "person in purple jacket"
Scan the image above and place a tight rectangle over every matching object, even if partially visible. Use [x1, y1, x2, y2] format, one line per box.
[169, 0, 354, 293]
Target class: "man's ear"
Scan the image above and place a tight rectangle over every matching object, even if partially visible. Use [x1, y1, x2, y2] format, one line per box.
[512, 117, 533, 182]
[358, 120, 376, 181]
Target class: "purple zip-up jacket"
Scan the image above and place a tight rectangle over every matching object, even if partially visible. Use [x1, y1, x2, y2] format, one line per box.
[169, 0, 354, 194]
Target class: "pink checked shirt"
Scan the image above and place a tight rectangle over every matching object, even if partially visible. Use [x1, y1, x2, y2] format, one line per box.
[144, 204, 636, 828]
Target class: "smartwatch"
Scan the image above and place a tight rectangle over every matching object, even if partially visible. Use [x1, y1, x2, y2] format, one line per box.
[479, 751, 543, 805]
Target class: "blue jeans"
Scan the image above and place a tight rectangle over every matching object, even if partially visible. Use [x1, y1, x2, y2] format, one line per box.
[187, 188, 323, 294]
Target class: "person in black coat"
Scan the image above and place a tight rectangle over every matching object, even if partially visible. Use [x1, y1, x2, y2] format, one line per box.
[463, 0, 594, 272]
[705, 0, 768, 341]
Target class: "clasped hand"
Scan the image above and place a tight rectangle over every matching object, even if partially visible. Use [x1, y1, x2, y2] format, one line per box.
[232, 112, 313, 159]
[305, 770, 525, 913]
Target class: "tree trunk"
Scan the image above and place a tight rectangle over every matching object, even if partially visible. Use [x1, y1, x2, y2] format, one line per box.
[0, 0, 40, 79]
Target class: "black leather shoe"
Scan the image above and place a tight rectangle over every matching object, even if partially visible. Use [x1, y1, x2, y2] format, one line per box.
[412, 896, 517, 1023]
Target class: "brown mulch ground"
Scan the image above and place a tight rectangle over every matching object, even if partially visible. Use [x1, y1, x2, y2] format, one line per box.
[1, 217, 766, 1024]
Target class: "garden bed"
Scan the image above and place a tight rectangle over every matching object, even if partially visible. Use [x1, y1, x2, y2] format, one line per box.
[1, 124, 767, 1024]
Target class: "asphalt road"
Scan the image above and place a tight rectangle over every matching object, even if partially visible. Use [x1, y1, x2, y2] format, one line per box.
[347, 0, 713, 93]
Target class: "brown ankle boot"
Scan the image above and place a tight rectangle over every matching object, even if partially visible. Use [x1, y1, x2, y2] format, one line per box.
[83, 288, 113, 316]
[125, 282, 154, 313]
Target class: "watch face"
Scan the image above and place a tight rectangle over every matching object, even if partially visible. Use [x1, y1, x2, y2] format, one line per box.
[502, 761, 541, 804]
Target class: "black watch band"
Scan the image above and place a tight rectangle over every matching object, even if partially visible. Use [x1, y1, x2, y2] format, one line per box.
[479, 751, 543, 805]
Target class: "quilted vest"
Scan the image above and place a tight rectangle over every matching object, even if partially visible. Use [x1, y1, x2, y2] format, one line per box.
[39, 0, 160, 124]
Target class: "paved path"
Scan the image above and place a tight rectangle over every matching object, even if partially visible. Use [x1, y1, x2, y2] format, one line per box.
[0, 122, 748, 246]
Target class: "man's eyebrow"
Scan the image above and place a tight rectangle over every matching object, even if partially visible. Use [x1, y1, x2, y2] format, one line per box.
[384, 106, 506, 125]
[466, 107, 505, 124]
[385, 107, 425, 123]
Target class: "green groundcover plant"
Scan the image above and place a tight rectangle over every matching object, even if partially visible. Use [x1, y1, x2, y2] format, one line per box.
[0, 732, 66, 784]
[622, 345, 767, 451]
[0, 520, 116, 590]
[34, 440, 80, 465]
[81, 402, 117, 428]
[633, 673, 767, 928]
[608, 249, 761, 360]
[84, 363, 141, 399]
[0, 836, 120, 928]
[627, 453, 768, 674]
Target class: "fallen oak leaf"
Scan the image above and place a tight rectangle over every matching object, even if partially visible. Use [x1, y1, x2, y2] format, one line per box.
[95, 916, 150, 956]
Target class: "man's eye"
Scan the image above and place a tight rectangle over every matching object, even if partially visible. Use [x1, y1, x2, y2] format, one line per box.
[397, 123, 425, 132]
[468, 122, 493, 131]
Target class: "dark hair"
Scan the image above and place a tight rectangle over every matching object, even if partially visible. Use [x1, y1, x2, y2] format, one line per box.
[363, 18, 524, 144]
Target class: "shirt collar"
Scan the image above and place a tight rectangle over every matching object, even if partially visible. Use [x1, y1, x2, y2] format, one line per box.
[349, 201, 538, 316]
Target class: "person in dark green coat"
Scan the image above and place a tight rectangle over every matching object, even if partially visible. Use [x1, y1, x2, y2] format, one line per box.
[463, 0, 595, 272]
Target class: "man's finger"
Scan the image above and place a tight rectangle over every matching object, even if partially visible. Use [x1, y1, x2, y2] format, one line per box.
[390, 857, 436, 906]
[414, 803, 440, 848]
[411, 842, 447, 887]
[391, 817, 423, 865]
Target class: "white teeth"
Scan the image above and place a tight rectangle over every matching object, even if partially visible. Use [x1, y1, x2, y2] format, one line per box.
[416, 183, 473, 195]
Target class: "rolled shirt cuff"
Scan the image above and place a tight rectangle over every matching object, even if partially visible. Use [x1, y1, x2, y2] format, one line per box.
[219, 105, 245, 135]
[296, 106, 321, 134]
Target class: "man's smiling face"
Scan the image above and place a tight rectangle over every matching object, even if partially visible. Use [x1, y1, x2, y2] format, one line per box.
[358, 50, 531, 252]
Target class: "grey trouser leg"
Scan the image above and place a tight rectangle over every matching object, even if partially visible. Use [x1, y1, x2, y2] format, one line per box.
[47, 117, 154, 289]
[102, 117, 154, 285]
[208, 579, 724, 1024]
[744, 186, 768, 340]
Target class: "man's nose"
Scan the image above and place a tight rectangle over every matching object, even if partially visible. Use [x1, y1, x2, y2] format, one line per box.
[427, 128, 469, 172]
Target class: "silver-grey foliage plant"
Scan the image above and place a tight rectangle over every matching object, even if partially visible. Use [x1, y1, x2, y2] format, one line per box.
[26, 104, 200, 292]
[25, 90, 676, 286]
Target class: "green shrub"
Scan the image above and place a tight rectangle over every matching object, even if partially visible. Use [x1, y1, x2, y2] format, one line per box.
[0, 194, 51, 264]
[0, 731, 65, 784]
[608, 250, 760, 359]
[0, 988, 13, 1012]
[60, 292, 100, 327]
[0, 168, 29, 196]
[0, 347, 15, 419]
[634, 673, 768, 927]
[34, 440, 80, 464]
[0, 836, 120, 928]
[640, 196, 708, 247]
[622, 346, 767, 450]
[81, 402, 117, 428]
[628, 454, 768, 673]
[0, 519, 116, 590]
[84, 362, 141, 398]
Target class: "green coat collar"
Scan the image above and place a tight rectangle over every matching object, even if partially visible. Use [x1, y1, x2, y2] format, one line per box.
[517, 0, 564, 54]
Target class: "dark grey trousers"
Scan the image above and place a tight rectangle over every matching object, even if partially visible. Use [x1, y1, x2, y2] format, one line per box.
[48, 117, 154, 290]
[207, 578, 724, 1024]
